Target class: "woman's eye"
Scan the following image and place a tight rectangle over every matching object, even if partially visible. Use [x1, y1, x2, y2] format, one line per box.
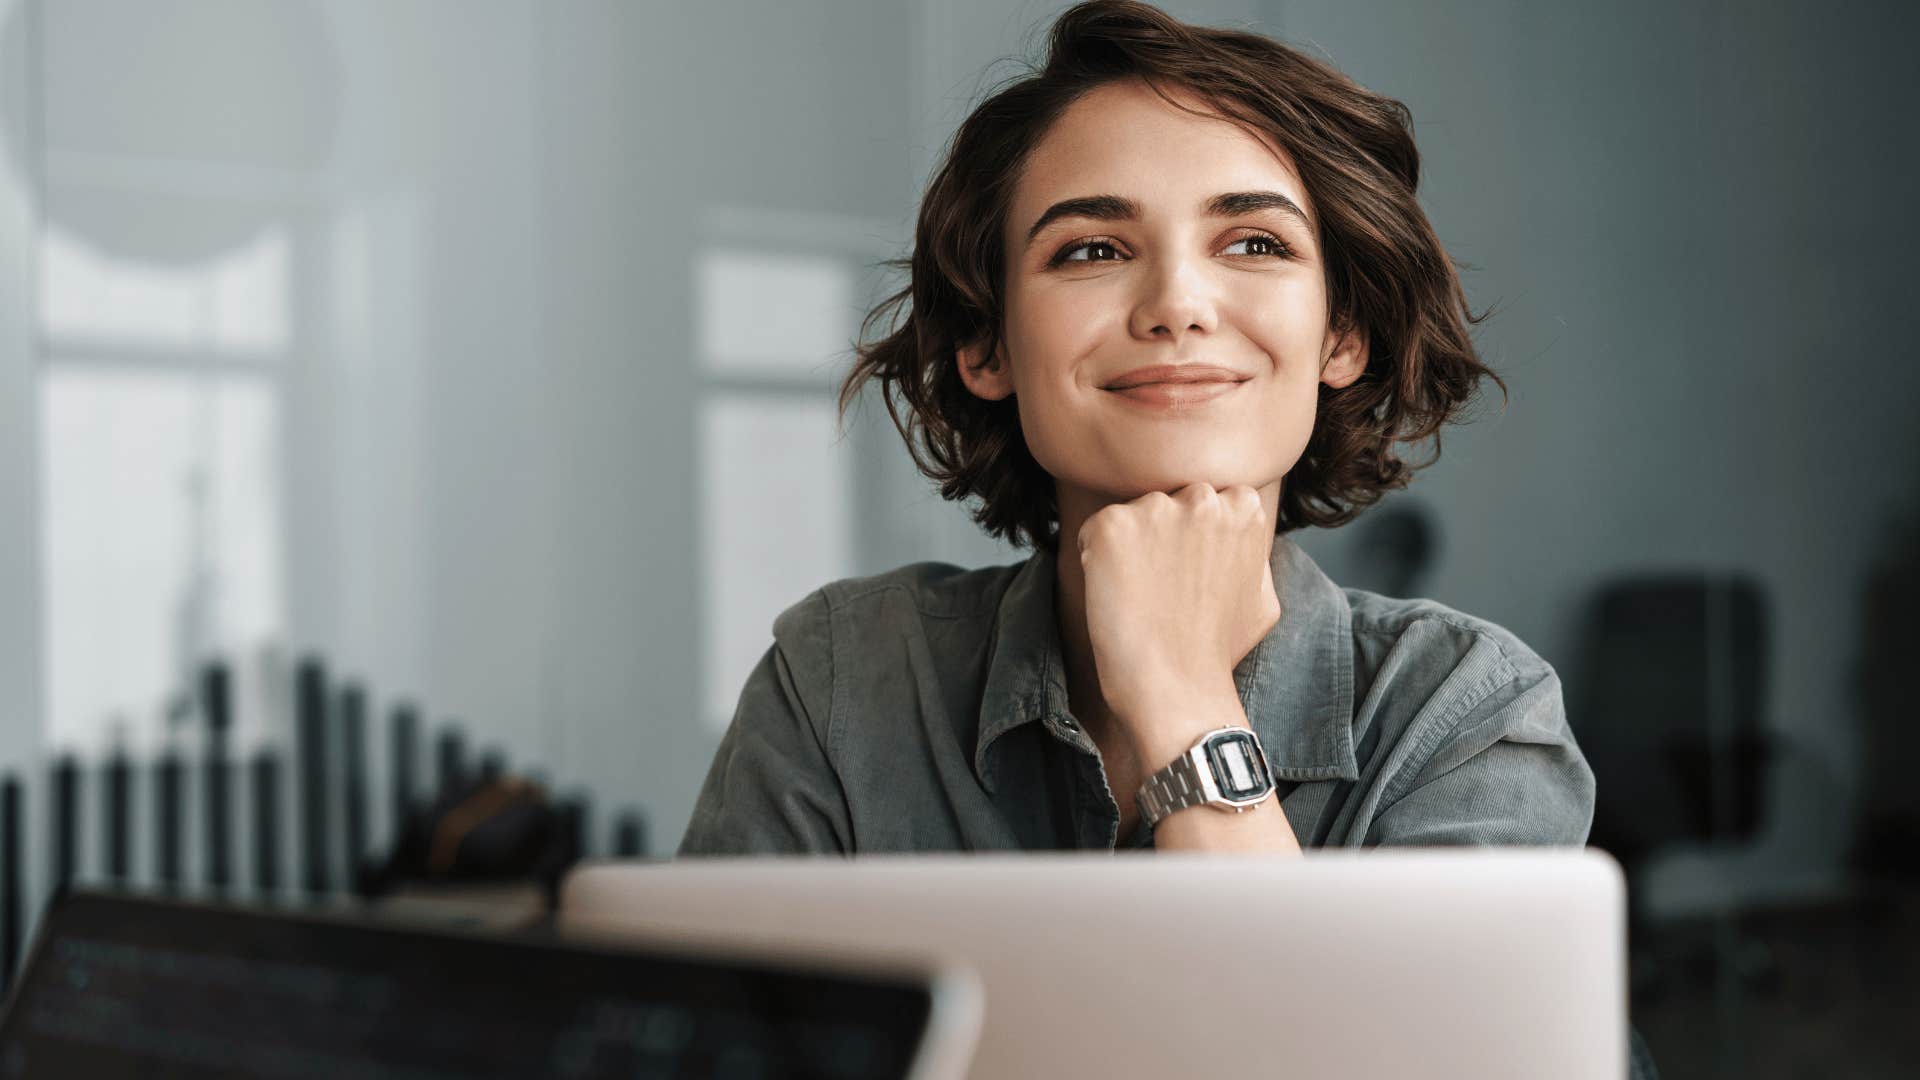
[1055, 239, 1122, 264]
[1050, 232, 1293, 268]
[1224, 233, 1292, 258]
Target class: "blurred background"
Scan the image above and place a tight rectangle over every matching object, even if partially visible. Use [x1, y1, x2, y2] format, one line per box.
[0, 0, 1914, 1075]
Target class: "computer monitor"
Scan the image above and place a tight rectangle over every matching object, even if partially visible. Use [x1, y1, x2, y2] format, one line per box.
[0, 888, 981, 1079]
[561, 849, 1626, 1079]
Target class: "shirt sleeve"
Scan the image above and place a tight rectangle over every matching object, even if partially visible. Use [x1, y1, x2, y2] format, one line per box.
[676, 590, 853, 856]
[1364, 661, 1596, 847]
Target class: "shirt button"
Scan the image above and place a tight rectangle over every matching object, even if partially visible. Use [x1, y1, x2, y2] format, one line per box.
[1059, 717, 1078, 731]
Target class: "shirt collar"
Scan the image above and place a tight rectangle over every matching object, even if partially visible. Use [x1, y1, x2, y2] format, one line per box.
[974, 532, 1360, 794]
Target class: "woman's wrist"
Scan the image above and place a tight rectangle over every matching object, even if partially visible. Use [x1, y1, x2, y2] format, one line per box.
[1110, 674, 1249, 772]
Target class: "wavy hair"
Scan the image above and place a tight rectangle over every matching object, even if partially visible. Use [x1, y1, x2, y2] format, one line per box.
[839, 0, 1504, 554]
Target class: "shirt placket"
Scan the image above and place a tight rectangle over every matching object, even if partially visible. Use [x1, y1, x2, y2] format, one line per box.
[1043, 711, 1124, 850]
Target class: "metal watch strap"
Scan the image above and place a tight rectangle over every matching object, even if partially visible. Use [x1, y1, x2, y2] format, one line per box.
[1136, 728, 1275, 829]
[1136, 749, 1211, 828]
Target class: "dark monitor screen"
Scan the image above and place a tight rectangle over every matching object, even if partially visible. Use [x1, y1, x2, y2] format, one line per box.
[0, 889, 936, 1079]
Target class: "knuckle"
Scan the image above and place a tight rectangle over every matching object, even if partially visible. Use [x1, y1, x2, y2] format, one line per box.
[1078, 513, 1106, 548]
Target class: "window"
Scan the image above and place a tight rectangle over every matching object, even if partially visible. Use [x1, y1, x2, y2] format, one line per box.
[692, 206, 901, 734]
[39, 197, 296, 757]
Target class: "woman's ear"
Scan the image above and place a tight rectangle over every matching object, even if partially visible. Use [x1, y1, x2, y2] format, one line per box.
[956, 336, 1016, 401]
[1320, 316, 1368, 390]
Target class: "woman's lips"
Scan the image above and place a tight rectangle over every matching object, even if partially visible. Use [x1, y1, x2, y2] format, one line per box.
[1104, 378, 1248, 408]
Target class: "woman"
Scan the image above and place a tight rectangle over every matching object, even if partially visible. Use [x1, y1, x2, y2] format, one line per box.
[678, 0, 1594, 859]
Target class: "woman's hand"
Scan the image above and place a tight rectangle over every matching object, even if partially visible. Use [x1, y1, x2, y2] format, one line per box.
[1077, 482, 1282, 734]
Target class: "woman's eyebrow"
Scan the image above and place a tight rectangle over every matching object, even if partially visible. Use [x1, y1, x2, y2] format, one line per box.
[1022, 190, 1312, 249]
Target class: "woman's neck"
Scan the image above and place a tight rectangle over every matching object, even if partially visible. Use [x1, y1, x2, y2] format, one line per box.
[1053, 542, 1107, 733]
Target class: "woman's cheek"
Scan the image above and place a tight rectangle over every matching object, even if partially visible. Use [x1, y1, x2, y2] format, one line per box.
[1010, 390, 1062, 468]
[1266, 393, 1319, 472]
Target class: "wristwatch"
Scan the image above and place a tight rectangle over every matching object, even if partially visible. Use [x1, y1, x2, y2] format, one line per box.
[1135, 726, 1277, 829]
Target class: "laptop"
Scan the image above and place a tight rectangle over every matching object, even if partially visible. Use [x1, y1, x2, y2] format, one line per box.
[0, 888, 982, 1079]
[561, 849, 1627, 1079]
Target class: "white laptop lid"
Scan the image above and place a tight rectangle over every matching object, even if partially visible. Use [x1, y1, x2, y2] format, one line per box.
[560, 849, 1626, 1080]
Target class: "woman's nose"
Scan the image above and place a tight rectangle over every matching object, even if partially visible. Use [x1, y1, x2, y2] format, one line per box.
[1128, 257, 1219, 342]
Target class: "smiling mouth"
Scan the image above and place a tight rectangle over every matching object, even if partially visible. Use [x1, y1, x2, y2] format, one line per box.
[1104, 379, 1248, 408]
[1102, 364, 1250, 390]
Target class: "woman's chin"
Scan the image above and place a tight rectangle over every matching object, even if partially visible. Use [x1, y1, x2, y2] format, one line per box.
[1092, 469, 1282, 500]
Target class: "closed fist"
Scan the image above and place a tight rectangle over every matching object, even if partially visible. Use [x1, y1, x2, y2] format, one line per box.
[1077, 482, 1282, 722]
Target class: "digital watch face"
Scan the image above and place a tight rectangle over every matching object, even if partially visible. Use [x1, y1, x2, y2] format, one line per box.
[1204, 730, 1272, 801]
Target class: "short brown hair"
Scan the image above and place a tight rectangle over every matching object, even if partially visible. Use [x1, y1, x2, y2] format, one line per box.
[839, 0, 1504, 555]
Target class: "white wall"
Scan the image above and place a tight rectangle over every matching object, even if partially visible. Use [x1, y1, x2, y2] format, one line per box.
[0, 0, 46, 920]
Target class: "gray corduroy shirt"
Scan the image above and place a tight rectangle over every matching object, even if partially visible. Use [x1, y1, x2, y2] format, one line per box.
[678, 532, 1595, 855]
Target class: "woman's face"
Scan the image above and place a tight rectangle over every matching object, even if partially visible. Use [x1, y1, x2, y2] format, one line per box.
[958, 78, 1366, 507]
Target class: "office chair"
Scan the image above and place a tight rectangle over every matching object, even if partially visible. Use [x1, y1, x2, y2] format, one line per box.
[1571, 572, 1780, 998]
